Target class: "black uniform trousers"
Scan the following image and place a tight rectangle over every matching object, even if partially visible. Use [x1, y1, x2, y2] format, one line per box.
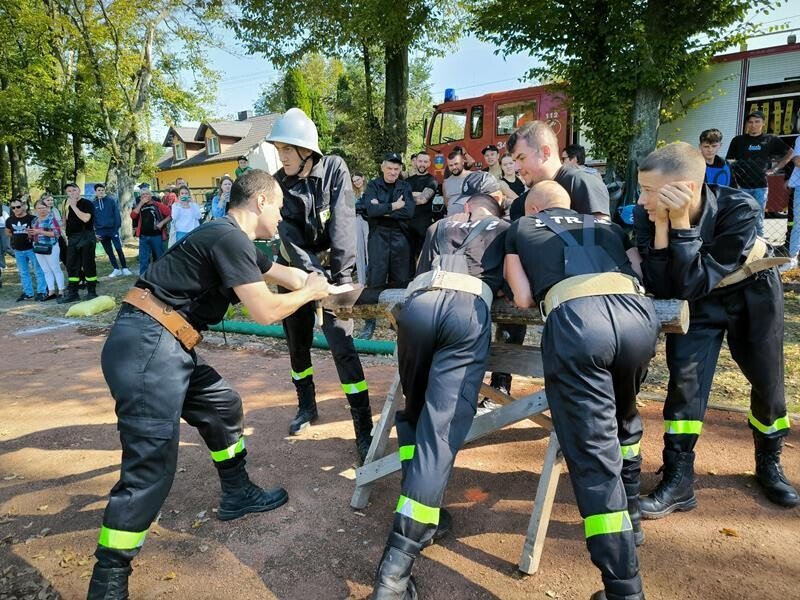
[278, 287, 369, 405]
[542, 294, 658, 599]
[66, 231, 97, 284]
[367, 225, 412, 288]
[393, 290, 491, 543]
[663, 268, 788, 453]
[96, 306, 245, 558]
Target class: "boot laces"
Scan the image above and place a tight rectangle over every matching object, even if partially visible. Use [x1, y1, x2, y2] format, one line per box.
[758, 451, 788, 484]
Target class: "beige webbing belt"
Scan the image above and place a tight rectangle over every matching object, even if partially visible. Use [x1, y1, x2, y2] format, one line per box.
[542, 272, 645, 317]
[715, 237, 789, 289]
[405, 269, 494, 309]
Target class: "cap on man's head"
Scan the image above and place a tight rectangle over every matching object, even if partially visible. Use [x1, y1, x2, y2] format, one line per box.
[747, 110, 766, 120]
[383, 152, 403, 164]
[481, 144, 499, 155]
[237, 155, 248, 161]
[461, 171, 501, 196]
[139, 183, 150, 190]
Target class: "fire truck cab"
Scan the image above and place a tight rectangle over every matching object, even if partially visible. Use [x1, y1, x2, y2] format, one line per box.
[423, 85, 572, 181]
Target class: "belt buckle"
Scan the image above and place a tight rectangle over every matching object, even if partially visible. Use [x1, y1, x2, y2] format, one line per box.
[539, 300, 548, 322]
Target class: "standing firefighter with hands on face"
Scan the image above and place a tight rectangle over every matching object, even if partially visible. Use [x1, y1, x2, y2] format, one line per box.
[87, 170, 332, 599]
[634, 142, 798, 517]
[505, 180, 658, 600]
[266, 108, 374, 463]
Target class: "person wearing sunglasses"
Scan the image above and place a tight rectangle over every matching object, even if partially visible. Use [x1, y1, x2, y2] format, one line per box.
[4, 198, 48, 301]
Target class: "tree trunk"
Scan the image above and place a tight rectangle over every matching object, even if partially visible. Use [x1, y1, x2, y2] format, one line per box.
[383, 43, 409, 157]
[8, 143, 29, 198]
[72, 132, 86, 190]
[627, 86, 662, 165]
[0, 144, 10, 200]
[114, 161, 135, 240]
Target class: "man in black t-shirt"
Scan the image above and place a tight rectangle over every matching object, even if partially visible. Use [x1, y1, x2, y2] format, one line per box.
[725, 110, 794, 236]
[87, 170, 332, 600]
[371, 194, 508, 600]
[406, 152, 438, 263]
[4, 200, 48, 301]
[505, 181, 657, 600]
[507, 121, 610, 218]
[57, 182, 98, 304]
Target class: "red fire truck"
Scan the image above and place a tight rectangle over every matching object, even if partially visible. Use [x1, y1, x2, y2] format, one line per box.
[423, 84, 572, 181]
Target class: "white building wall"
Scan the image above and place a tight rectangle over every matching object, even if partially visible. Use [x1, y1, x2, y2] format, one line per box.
[659, 59, 743, 150]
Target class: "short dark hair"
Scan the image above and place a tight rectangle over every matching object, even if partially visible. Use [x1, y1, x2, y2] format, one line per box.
[64, 182, 79, 192]
[178, 185, 190, 195]
[229, 169, 280, 208]
[639, 142, 706, 185]
[507, 121, 558, 155]
[94, 183, 106, 191]
[410, 153, 418, 161]
[699, 128, 723, 145]
[447, 149, 465, 160]
[466, 193, 503, 218]
[564, 144, 586, 165]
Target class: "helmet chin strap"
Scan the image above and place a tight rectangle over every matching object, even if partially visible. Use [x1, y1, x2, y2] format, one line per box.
[295, 146, 312, 175]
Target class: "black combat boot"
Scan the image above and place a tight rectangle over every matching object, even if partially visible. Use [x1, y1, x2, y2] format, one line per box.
[589, 590, 645, 600]
[86, 281, 98, 300]
[640, 450, 697, 519]
[57, 282, 80, 304]
[489, 372, 512, 396]
[349, 404, 373, 465]
[358, 319, 376, 340]
[754, 433, 800, 508]
[373, 531, 422, 600]
[87, 547, 136, 600]
[288, 379, 318, 435]
[216, 455, 288, 521]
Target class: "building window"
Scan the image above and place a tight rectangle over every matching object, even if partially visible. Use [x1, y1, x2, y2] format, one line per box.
[207, 135, 220, 155]
[174, 142, 186, 161]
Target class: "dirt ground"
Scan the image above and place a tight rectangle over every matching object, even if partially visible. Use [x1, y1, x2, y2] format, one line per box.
[1, 310, 799, 600]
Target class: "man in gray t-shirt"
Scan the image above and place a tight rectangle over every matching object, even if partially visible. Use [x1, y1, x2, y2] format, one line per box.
[443, 151, 470, 213]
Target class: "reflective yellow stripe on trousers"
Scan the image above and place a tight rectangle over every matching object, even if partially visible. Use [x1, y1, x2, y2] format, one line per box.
[98, 526, 147, 550]
[396, 495, 439, 525]
[584, 510, 632, 538]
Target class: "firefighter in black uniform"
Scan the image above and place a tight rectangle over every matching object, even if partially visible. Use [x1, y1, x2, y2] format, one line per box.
[371, 194, 509, 600]
[265, 108, 374, 462]
[634, 142, 798, 516]
[87, 170, 332, 599]
[505, 181, 658, 600]
[358, 153, 416, 340]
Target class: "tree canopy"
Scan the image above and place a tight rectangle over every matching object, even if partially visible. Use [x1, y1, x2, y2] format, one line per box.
[473, 0, 781, 170]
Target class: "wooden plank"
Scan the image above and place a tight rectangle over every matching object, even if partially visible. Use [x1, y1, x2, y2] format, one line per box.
[353, 390, 550, 488]
[519, 431, 565, 574]
[486, 343, 543, 378]
[350, 371, 403, 509]
[327, 289, 689, 334]
[479, 383, 552, 429]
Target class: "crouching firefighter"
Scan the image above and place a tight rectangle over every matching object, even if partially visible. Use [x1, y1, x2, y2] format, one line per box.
[265, 108, 374, 462]
[505, 181, 659, 600]
[634, 142, 798, 516]
[87, 171, 332, 599]
[371, 194, 509, 599]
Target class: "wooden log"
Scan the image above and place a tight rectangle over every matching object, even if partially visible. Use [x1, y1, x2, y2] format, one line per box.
[328, 289, 689, 334]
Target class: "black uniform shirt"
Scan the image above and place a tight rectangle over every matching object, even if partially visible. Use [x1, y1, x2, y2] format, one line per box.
[136, 217, 272, 331]
[418, 213, 510, 294]
[553, 167, 610, 216]
[406, 172, 438, 236]
[725, 133, 790, 188]
[507, 207, 634, 302]
[364, 176, 415, 227]
[276, 155, 356, 284]
[65, 198, 95, 235]
[634, 185, 760, 301]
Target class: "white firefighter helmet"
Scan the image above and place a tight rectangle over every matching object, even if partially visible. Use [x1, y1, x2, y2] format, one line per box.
[265, 108, 322, 156]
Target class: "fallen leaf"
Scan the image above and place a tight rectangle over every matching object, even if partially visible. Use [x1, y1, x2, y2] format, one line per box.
[191, 518, 209, 529]
[785, 442, 795, 449]
[199, 544, 209, 553]
[719, 528, 739, 537]
[196, 510, 207, 519]
[2, 473, 18, 481]
[177, 467, 187, 473]
[38, 528, 51, 537]
[545, 591, 558, 598]
[36, 505, 49, 512]
[742, 470, 754, 476]
[464, 487, 490, 503]
[707, 470, 718, 476]
[162, 571, 177, 581]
